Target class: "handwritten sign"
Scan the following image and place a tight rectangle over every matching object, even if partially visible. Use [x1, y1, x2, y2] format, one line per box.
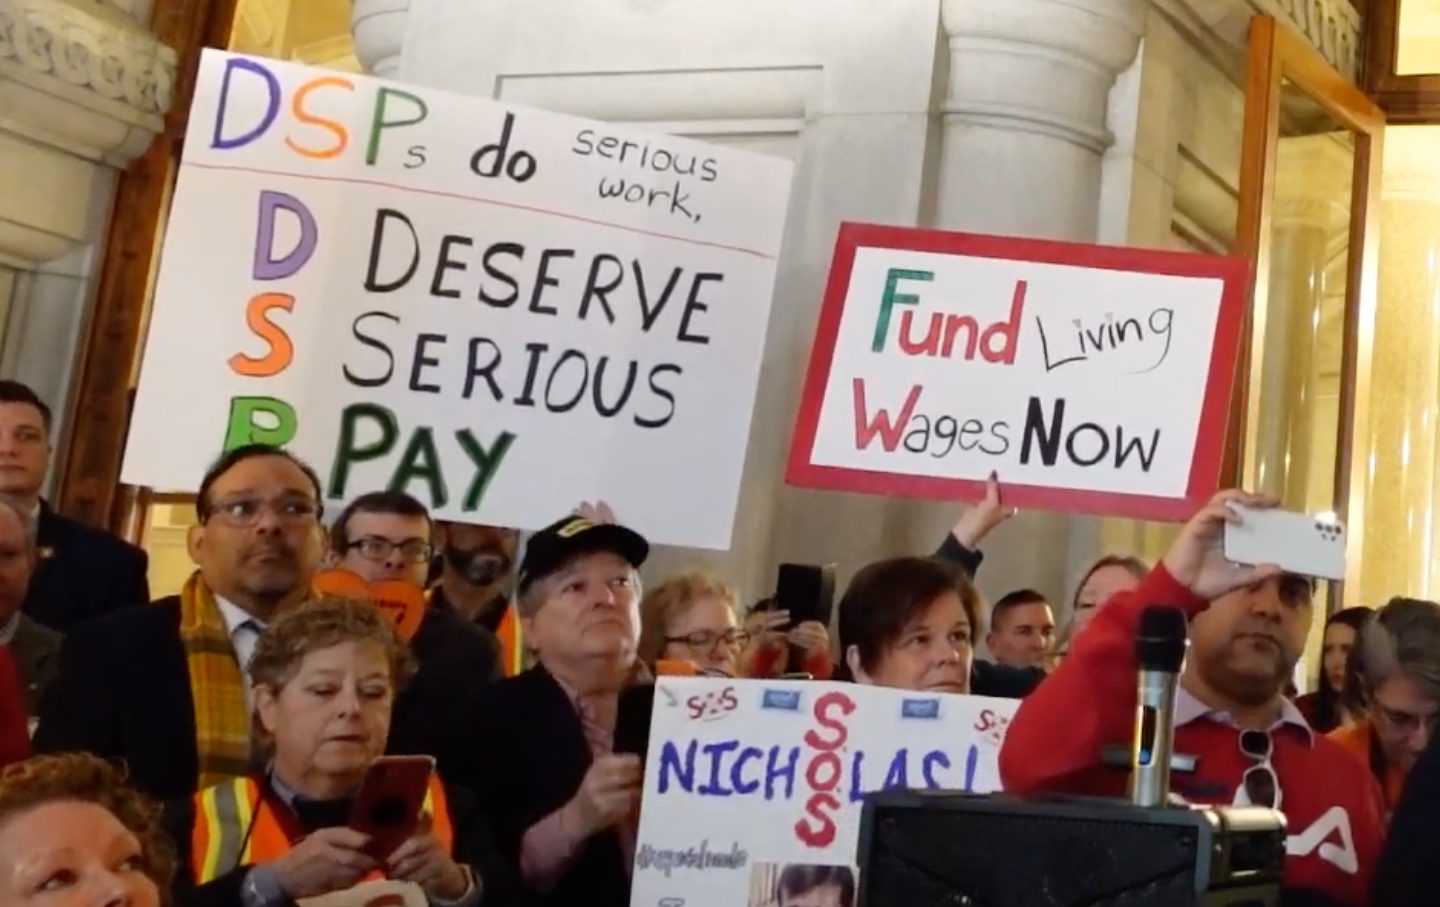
[630, 678, 1018, 907]
[122, 50, 793, 549]
[786, 224, 1248, 520]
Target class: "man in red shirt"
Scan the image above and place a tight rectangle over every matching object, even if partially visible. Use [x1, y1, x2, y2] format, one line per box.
[1001, 490, 1386, 905]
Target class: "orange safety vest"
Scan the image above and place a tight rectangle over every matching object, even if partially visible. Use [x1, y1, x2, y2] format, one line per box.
[423, 588, 525, 677]
[496, 604, 524, 677]
[190, 775, 453, 884]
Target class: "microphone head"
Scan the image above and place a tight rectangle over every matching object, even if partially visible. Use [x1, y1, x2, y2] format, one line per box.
[655, 658, 702, 676]
[1136, 605, 1189, 673]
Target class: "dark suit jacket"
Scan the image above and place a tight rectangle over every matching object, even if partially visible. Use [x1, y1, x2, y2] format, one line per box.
[1371, 715, 1440, 905]
[456, 665, 630, 907]
[393, 606, 503, 778]
[34, 596, 505, 803]
[8, 612, 60, 716]
[26, 503, 148, 632]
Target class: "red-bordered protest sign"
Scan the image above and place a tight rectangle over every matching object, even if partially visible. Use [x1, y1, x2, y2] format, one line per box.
[786, 223, 1249, 521]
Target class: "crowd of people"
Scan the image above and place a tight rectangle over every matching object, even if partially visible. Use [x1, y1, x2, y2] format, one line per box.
[0, 377, 1435, 906]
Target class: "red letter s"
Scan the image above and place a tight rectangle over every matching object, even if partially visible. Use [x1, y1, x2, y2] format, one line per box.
[804, 691, 857, 750]
[794, 793, 839, 848]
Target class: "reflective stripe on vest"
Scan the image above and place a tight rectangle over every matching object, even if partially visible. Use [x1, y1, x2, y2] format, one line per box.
[497, 605, 524, 677]
[192, 775, 454, 884]
[193, 777, 258, 883]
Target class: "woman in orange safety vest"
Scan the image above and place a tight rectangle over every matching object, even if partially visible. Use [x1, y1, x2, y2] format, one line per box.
[170, 598, 490, 906]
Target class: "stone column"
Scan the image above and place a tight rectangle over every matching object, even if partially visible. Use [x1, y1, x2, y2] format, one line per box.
[1249, 134, 1352, 510]
[903, 0, 1146, 603]
[0, 0, 174, 465]
[351, 0, 410, 77]
[1357, 128, 1440, 603]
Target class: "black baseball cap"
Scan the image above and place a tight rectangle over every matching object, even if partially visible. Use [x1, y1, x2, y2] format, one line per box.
[517, 516, 649, 593]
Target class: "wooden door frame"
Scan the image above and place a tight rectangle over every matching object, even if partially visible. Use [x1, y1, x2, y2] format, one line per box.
[56, 0, 241, 534]
[1228, 15, 1384, 599]
[1364, 0, 1440, 122]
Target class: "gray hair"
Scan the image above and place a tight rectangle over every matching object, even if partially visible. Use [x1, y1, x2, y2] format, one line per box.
[517, 562, 643, 620]
[1357, 598, 1440, 699]
[0, 495, 37, 549]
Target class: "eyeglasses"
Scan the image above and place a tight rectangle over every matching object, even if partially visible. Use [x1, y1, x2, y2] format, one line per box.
[346, 536, 434, 564]
[1238, 729, 1282, 810]
[204, 495, 320, 527]
[665, 629, 751, 652]
[1372, 702, 1440, 738]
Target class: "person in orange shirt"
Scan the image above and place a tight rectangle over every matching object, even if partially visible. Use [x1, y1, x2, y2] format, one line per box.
[1330, 596, 1440, 815]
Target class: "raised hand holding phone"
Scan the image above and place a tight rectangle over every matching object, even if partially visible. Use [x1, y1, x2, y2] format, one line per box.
[1222, 502, 1346, 581]
[1161, 490, 1283, 601]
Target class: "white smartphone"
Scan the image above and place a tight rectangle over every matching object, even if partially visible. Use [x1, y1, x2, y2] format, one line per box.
[1222, 504, 1346, 581]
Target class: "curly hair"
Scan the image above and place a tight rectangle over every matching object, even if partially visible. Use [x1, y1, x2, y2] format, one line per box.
[250, 596, 418, 694]
[0, 753, 175, 899]
[637, 572, 739, 667]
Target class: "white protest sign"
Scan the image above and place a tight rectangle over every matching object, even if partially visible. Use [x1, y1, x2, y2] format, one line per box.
[123, 50, 793, 548]
[787, 224, 1248, 521]
[630, 678, 1018, 907]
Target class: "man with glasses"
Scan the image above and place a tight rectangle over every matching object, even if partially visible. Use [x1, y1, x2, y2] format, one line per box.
[327, 489, 502, 768]
[35, 444, 327, 801]
[1001, 490, 1387, 906]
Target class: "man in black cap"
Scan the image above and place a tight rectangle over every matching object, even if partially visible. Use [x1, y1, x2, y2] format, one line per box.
[457, 514, 649, 907]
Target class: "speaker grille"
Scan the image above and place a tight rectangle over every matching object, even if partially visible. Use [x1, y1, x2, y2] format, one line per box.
[863, 804, 1201, 907]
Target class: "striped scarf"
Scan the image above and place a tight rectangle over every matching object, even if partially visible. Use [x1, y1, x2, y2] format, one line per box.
[179, 573, 253, 788]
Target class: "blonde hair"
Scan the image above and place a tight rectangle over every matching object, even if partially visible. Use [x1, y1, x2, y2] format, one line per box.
[250, 596, 417, 694]
[637, 572, 739, 667]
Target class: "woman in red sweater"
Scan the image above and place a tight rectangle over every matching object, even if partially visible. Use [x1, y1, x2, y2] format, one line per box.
[1001, 490, 1386, 906]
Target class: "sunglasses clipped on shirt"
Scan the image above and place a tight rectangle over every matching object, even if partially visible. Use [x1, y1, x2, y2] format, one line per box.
[1238, 729, 1282, 810]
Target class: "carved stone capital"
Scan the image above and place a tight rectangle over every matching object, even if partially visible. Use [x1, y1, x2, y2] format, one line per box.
[941, 0, 1145, 153]
[1163, 0, 1361, 83]
[0, 0, 176, 162]
[0, 0, 176, 269]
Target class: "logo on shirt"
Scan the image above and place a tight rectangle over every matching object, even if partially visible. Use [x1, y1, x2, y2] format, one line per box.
[1286, 807, 1358, 875]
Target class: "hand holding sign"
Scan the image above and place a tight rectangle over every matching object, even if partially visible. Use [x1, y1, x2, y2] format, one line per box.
[949, 472, 1014, 550]
[272, 827, 377, 900]
[1161, 490, 1282, 602]
[565, 754, 642, 839]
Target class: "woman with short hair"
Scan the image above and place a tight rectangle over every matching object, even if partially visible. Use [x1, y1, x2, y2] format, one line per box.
[1331, 597, 1440, 815]
[171, 597, 493, 907]
[838, 557, 979, 693]
[0, 752, 173, 906]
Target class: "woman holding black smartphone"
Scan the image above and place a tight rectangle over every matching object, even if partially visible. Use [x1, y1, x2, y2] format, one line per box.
[168, 597, 492, 907]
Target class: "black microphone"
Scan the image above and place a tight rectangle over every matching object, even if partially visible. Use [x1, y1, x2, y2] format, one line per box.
[1129, 605, 1189, 808]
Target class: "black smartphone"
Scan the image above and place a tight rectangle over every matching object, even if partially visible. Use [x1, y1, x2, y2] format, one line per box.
[614, 683, 657, 761]
[775, 562, 837, 629]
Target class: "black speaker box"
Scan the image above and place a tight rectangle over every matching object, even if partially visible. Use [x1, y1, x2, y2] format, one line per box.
[857, 789, 1286, 907]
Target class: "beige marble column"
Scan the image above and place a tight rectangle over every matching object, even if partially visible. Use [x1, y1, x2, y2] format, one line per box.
[1357, 127, 1440, 604]
[1249, 134, 1353, 511]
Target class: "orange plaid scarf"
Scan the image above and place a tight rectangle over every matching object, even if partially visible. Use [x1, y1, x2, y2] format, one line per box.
[178, 573, 253, 787]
